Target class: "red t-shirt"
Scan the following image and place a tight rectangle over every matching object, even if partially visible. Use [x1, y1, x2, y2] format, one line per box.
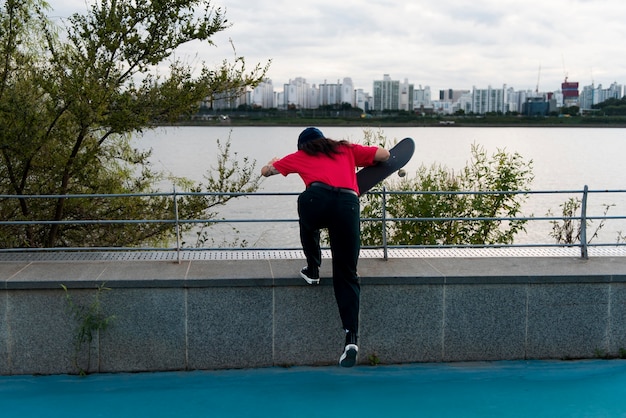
[272, 143, 379, 194]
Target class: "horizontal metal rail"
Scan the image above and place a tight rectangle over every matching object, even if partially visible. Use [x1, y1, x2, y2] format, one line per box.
[2, 186, 626, 260]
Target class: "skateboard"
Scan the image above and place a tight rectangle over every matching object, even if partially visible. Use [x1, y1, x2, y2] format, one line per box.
[357, 137, 415, 194]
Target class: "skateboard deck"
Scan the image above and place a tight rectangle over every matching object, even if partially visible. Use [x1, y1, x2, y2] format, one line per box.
[357, 137, 415, 194]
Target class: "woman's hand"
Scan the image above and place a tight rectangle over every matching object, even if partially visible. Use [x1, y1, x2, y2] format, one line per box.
[374, 147, 390, 162]
[261, 157, 280, 177]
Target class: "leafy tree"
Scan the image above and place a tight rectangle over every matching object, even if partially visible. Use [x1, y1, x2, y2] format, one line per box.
[0, 0, 269, 248]
[361, 142, 534, 247]
[560, 106, 580, 116]
[591, 97, 626, 116]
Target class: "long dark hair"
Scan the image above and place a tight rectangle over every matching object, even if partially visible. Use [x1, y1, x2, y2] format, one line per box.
[299, 137, 351, 157]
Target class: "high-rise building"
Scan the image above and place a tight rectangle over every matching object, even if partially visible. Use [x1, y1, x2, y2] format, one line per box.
[251, 79, 275, 108]
[471, 85, 508, 114]
[561, 79, 579, 107]
[399, 79, 414, 111]
[413, 85, 432, 109]
[354, 89, 370, 111]
[283, 77, 316, 109]
[211, 89, 247, 110]
[279, 77, 356, 109]
[439, 89, 469, 102]
[318, 80, 341, 107]
[373, 74, 400, 111]
[579, 82, 623, 110]
[341, 78, 355, 107]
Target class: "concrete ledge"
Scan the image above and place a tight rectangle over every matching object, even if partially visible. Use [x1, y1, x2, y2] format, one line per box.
[2, 254, 626, 375]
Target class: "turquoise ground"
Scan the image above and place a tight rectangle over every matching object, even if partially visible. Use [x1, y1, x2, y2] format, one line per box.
[2, 360, 626, 417]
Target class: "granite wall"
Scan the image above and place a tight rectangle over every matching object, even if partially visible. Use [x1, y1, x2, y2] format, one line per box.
[2, 255, 626, 375]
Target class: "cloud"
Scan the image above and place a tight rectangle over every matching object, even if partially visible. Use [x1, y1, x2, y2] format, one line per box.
[45, 0, 626, 93]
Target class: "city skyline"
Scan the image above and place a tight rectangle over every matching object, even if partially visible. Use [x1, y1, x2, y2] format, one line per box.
[257, 73, 621, 98]
[243, 74, 622, 114]
[49, 0, 626, 94]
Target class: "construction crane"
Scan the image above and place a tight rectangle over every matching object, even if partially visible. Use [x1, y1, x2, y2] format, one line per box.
[535, 64, 541, 94]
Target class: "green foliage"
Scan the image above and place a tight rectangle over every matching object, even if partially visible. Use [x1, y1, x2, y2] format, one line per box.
[592, 97, 626, 116]
[368, 352, 381, 366]
[361, 142, 534, 247]
[180, 137, 261, 248]
[61, 283, 115, 375]
[0, 0, 268, 248]
[547, 198, 581, 244]
[547, 198, 613, 245]
[594, 348, 609, 359]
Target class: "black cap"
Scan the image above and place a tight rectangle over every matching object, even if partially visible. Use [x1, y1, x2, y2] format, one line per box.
[297, 127, 325, 149]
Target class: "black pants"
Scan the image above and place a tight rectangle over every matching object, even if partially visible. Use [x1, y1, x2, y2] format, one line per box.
[297, 186, 361, 333]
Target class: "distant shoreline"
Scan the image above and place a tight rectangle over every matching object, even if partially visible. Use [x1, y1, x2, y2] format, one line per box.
[165, 118, 626, 128]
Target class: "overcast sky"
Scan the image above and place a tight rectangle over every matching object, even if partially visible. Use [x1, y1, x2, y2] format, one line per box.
[48, 0, 626, 94]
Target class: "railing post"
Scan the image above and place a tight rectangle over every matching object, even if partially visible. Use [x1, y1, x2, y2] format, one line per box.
[173, 185, 181, 264]
[580, 185, 589, 259]
[382, 186, 388, 261]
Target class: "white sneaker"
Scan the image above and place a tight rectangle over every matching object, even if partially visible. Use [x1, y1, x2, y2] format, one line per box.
[339, 344, 358, 367]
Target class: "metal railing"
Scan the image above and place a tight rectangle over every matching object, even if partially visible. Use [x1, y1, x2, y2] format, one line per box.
[2, 186, 626, 261]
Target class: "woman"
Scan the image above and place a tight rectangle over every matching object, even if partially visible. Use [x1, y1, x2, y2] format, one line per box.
[261, 127, 390, 367]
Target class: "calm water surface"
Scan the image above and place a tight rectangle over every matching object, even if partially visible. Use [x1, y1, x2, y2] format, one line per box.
[133, 126, 626, 247]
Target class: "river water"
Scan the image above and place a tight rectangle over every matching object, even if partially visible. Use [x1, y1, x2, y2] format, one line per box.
[133, 126, 626, 248]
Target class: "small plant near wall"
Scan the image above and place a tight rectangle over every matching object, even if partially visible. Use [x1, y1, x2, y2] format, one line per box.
[594, 348, 609, 359]
[368, 352, 381, 366]
[61, 283, 115, 376]
[547, 198, 614, 245]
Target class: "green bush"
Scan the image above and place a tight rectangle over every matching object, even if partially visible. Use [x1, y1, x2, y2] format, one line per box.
[361, 143, 534, 247]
